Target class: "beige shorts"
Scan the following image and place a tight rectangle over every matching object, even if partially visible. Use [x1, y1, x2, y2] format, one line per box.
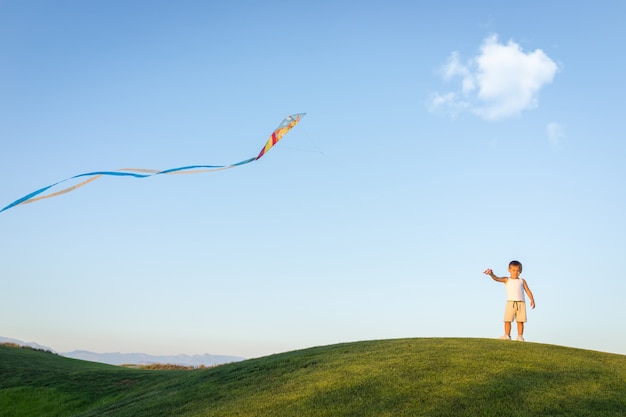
[504, 301, 527, 323]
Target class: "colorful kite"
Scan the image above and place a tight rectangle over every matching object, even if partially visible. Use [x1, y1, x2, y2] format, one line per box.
[1, 113, 305, 213]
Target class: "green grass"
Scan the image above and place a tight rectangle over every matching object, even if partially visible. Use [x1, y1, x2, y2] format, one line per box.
[2, 338, 625, 416]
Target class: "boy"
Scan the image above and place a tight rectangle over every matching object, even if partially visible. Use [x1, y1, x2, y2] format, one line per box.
[484, 260, 535, 341]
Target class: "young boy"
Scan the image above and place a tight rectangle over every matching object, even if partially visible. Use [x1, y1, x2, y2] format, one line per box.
[484, 260, 535, 341]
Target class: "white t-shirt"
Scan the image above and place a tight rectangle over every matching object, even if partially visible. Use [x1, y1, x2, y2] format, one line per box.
[505, 278, 525, 301]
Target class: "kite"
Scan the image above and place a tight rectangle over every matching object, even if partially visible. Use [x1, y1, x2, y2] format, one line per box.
[1, 113, 305, 213]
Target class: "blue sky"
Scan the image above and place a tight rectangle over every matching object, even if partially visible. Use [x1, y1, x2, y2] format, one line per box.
[1, 1, 625, 359]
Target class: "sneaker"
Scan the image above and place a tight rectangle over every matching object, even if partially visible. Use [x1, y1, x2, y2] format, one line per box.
[498, 335, 511, 340]
[517, 336, 525, 342]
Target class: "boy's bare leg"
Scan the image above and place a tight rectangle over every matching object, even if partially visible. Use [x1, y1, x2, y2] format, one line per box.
[504, 321, 511, 336]
[517, 322, 524, 336]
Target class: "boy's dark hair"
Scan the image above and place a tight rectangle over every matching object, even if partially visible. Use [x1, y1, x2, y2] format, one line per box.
[509, 260, 523, 272]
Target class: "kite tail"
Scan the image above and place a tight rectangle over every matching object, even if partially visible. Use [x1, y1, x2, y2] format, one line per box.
[0, 113, 305, 214]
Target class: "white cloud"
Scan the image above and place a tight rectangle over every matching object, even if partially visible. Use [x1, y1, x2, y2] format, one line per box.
[546, 122, 564, 147]
[427, 91, 469, 117]
[430, 34, 558, 121]
[440, 52, 476, 93]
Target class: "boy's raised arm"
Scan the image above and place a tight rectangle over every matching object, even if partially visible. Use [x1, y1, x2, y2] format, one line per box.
[483, 268, 507, 283]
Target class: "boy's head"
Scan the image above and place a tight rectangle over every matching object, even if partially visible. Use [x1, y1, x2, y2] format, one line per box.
[508, 260, 522, 275]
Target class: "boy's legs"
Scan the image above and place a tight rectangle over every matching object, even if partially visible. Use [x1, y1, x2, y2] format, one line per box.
[504, 301, 528, 339]
[502, 301, 515, 338]
[516, 302, 527, 340]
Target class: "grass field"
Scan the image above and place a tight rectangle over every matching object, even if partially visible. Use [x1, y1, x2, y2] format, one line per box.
[1, 338, 625, 416]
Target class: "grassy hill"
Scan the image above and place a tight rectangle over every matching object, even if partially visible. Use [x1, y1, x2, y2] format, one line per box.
[1, 338, 625, 416]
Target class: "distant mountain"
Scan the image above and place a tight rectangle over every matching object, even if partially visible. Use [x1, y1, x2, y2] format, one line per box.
[1, 336, 244, 367]
[62, 350, 245, 367]
[0, 336, 56, 353]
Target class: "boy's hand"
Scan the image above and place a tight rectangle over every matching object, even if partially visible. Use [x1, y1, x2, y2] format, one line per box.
[483, 268, 493, 275]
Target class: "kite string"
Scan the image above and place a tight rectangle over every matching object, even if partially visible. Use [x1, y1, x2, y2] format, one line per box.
[273, 124, 324, 156]
[301, 125, 324, 156]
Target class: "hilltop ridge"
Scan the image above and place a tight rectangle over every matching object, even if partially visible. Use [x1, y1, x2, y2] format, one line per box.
[2, 338, 625, 416]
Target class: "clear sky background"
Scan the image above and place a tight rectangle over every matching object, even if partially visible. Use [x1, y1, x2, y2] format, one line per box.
[1, 1, 625, 359]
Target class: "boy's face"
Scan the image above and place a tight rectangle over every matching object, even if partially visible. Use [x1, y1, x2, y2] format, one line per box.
[508, 265, 521, 279]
